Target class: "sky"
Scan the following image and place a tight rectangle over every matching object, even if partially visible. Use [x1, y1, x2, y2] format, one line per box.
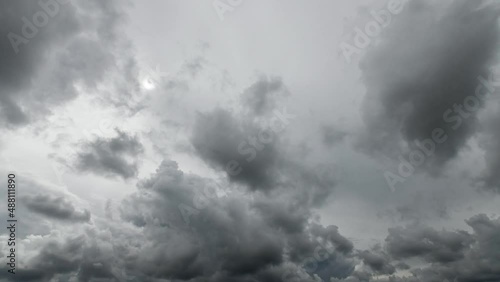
[1, 0, 500, 281]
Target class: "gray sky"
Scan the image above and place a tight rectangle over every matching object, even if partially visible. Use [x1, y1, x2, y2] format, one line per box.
[1, 0, 500, 281]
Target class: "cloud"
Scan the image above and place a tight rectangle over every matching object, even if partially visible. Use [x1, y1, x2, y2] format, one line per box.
[190, 76, 317, 194]
[118, 159, 355, 281]
[240, 75, 288, 116]
[0, 233, 124, 282]
[379, 214, 500, 281]
[357, 0, 500, 172]
[478, 112, 500, 192]
[190, 109, 337, 208]
[0, 0, 139, 128]
[23, 193, 90, 222]
[27, 236, 87, 280]
[14, 160, 500, 281]
[357, 249, 395, 275]
[331, 214, 500, 281]
[75, 130, 144, 179]
[0, 176, 91, 238]
[386, 224, 473, 263]
[119, 160, 287, 279]
[191, 107, 283, 191]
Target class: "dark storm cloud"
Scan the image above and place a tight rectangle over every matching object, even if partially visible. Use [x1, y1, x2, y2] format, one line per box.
[191, 105, 303, 192]
[381, 214, 500, 281]
[118, 159, 355, 281]
[284, 223, 356, 281]
[28, 236, 86, 280]
[191, 108, 281, 190]
[357, 0, 500, 171]
[309, 224, 354, 255]
[120, 160, 286, 280]
[23, 193, 90, 222]
[75, 130, 144, 179]
[357, 250, 395, 275]
[331, 214, 500, 281]
[385, 225, 473, 263]
[190, 75, 336, 196]
[240, 75, 288, 116]
[2, 160, 358, 282]
[190, 107, 338, 208]
[0, 0, 76, 126]
[0, 0, 139, 127]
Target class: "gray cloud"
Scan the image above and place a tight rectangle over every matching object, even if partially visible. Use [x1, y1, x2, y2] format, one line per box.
[357, 249, 395, 275]
[1, 234, 123, 282]
[380, 214, 500, 281]
[118, 159, 354, 281]
[190, 107, 337, 208]
[478, 113, 500, 192]
[386, 224, 473, 263]
[357, 0, 500, 172]
[0, 0, 139, 128]
[189, 76, 337, 197]
[332, 214, 500, 281]
[240, 75, 288, 116]
[7, 1, 500, 281]
[75, 130, 144, 179]
[23, 193, 90, 222]
[28, 236, 86, 280]
[191, 107, 282, 191]
[119, 160, 287, 280]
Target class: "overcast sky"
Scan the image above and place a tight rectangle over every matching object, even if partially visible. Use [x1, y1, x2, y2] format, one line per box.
[1, 0, 500, 281]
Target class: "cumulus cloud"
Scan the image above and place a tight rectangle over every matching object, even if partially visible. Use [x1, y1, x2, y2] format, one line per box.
[117, 159, 355, 281]
[379, 214, 500, 281]
[0, 230, 129, 282]
[331, 214, 500, 281]
[1, 157, 345, 281]
[357, 0, 500, 172]
[75, 130, 144, 179]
